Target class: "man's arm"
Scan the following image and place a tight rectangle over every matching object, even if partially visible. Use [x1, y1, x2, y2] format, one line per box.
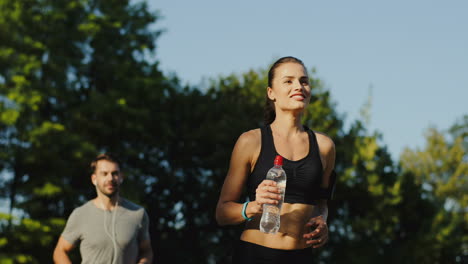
[137, 239, 153, 264]
[53, 236, 75, 264]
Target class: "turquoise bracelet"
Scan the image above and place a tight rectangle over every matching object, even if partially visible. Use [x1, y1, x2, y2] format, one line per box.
[242, 201, 253, 221]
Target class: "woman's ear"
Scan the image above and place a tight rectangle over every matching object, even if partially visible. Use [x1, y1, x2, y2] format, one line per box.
[267, 87, 275, 101]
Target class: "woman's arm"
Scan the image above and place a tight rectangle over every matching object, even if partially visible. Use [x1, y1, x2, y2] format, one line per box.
[216, 130, 281, 225]
[215, 131, 257, 225]
[315, 133, 336, 221]
[303, 133, 335, 248]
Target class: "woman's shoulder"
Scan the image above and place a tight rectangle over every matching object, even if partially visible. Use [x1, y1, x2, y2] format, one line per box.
[237, 128, 261, 146]
[232, 128, 262, 158]
[231, 128, 262, 165]
[313, 130, 335, 154]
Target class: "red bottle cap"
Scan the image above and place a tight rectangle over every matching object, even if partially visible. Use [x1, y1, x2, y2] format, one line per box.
[274, 155, 283, 166]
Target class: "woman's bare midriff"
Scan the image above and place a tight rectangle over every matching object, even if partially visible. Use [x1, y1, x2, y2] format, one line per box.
[240, 203, 317, 250]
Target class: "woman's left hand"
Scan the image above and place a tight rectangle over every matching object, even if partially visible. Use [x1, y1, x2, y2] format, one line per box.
[303, 215, 328, 248]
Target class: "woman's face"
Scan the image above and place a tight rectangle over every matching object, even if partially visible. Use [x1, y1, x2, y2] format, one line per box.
[268, 62, 311, 113]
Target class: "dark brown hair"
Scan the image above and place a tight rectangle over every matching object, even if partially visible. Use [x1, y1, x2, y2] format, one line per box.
[90, 153, 122, 173]
[264, 56, 307, 125]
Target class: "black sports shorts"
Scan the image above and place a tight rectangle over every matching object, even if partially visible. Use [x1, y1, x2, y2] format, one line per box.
[232, 240, 314, 264]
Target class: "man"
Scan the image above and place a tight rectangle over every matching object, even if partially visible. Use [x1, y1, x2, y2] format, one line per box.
[53, 153, 153, 264]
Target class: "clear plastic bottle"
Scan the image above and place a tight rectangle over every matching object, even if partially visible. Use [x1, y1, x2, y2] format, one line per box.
[259, 155, 286, 234]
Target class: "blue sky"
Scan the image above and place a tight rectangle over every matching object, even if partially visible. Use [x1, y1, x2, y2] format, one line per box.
[148, 0, 467, 160]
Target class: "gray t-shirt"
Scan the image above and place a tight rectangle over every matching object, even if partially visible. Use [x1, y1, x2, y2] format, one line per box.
[61, 198, 150, 264]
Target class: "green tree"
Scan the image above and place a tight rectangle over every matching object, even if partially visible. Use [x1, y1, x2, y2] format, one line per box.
[0, 0, 167, 262]
[0, 0, 94, 262]
[398, 116, 467, 263]
[3, 1, 465, 263]
[325, 112, 402, 263]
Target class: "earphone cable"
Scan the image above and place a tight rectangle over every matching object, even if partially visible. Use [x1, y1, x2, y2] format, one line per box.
[102, 200, 119, 264]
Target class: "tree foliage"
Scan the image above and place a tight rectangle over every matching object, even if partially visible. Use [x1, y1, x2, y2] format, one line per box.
[0, 0, 466, 263]
[398, 117, 467, 263]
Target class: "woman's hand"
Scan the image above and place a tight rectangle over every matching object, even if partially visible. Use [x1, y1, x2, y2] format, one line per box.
[250, 180, 281, 215]
[303, 215, 328, 248]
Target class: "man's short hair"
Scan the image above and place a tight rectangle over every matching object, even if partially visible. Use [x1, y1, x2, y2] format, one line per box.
[90, 153, 122, 173]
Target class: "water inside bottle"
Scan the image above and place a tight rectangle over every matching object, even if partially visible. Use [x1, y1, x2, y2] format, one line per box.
[259, 166, 287, 234]
[260, 205, 280, 234]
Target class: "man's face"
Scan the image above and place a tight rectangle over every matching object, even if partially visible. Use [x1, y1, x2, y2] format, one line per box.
[91, 160, 122, 197]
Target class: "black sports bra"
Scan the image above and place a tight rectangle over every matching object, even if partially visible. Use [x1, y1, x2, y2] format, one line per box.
[247, 125, 335, 205]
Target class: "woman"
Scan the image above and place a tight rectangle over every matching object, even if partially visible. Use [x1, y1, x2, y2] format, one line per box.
[216, 56, 336, 263]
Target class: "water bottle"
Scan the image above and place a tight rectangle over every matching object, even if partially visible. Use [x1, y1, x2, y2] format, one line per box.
[259, 155, 287, 234]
